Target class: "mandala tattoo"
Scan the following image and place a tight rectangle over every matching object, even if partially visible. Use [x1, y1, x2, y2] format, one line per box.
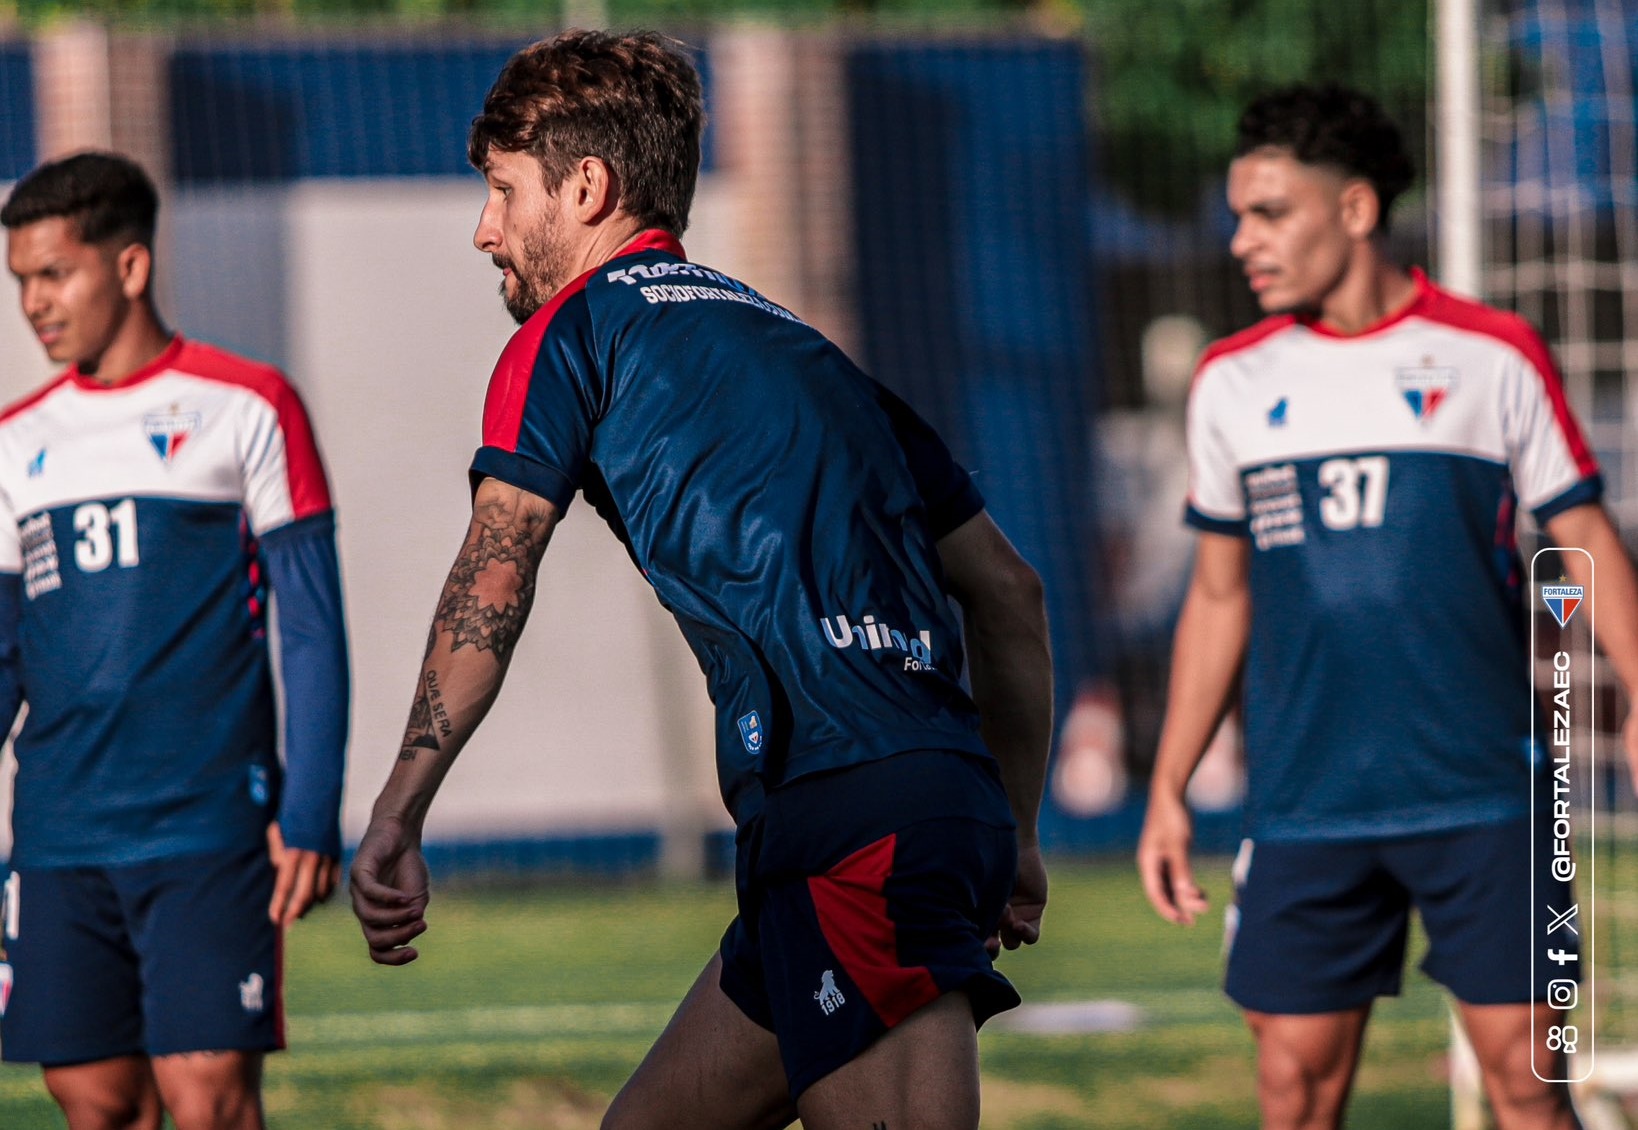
[432, 498, 547, 663]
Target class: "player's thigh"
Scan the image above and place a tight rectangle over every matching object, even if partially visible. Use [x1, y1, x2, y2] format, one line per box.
[42, 1055, 162, 1130]
[602, 952, 794, 1130]
[1244, 1007, 1373, 1086]
[119, 846, 283, 1058]
[1458, 1000, 1579, 1119]
[797, 989, 978, 1130]
[1225, 837, 1410, 1014]
[150, 1050, 264, 1130]
[1390, 818, 1573, 1005]
[1, 866, 147, 1067]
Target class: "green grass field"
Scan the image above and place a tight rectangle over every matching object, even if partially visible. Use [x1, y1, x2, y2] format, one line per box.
[0, 856, 1455, 1128]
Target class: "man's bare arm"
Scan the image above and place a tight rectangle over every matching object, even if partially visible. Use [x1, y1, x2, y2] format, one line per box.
[937, 509, 1053, 950]
[1137, 532, 1251, 925]
[351, 477, 559, 964]
[1543, 503, 1638, 789]
[376, 476, 559, 820]
[937, 510, 1053, 839]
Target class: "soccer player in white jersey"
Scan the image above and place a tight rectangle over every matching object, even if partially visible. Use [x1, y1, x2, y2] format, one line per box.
[0, 152, 349, 1130]
[1137, 85, 1638, 1129]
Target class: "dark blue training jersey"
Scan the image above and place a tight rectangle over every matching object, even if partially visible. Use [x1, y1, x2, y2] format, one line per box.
[470, 230, 990, 826]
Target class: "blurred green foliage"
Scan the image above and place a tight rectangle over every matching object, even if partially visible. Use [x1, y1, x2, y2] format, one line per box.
[0, 0, 1429, 214]
[1073, 0, 1430, 213]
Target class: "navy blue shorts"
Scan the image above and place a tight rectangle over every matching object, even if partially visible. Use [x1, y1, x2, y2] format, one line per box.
[1225, 817, 1576, 1014]
[719, 750, 1021, 1098]
[0, 846, 283, 1065]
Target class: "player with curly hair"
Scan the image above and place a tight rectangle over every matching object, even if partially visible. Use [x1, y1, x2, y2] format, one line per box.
[1137, 84, 1638, 1129]
[350, 31, 1053, 1130]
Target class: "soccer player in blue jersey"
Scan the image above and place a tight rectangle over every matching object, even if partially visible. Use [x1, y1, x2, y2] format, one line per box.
[1137, 85, 1638, 1129]
[350, 30, 1052, 1130]
[0, 152, 349, 1130]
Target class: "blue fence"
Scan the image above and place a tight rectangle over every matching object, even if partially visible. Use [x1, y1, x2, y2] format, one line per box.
[0, 45, 35, 181]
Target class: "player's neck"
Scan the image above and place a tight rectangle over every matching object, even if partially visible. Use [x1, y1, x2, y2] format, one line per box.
[78, 305, 174, 387]
[573, 216, 650, 277]
[1315, 251, 1417, 337]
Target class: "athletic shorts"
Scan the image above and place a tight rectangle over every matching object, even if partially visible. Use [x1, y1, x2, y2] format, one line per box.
[0, 845, 284, 1065]
[1224, 817, 1576, 1014]
[719, 749, 1021, 1099]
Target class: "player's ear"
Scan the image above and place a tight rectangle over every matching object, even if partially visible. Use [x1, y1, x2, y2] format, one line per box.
[116, 242, 152, 302]
[1340, 178, 1381, 241]
[573, 156, 619, 224]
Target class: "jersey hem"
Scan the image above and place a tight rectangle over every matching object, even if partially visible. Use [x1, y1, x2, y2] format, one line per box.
[1245, 800, 1532, 844]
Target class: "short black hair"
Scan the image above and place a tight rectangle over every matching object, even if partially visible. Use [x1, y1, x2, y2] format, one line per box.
[1236, 84, 1415, 231]
[0, 151, 159, 247]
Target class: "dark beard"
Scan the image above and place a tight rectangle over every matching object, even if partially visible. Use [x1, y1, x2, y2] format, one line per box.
[500, 219, 572, 325]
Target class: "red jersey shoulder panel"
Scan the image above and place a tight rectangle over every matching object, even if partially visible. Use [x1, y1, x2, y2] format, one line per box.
[482, 273, 594, 454]
[1193, 314, 1298, 384]
[174, 339, 335, 520]
[1416, 282, 1598, 479]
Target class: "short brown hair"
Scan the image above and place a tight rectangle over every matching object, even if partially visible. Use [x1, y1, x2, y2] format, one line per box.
[469, 30, 704, 236]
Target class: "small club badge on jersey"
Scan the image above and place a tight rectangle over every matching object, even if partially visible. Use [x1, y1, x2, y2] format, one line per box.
[738, 710, 764, 753]
[143, 408, 201, 464]
[1394, 360, 1457, 423]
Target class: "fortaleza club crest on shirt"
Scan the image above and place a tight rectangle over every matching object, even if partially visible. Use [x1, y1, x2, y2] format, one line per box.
[737, 710, 764, 753]
[143, 408, 201, 464]
[1394, 361, 1457, 423]
[1542, 584, 1584, 629]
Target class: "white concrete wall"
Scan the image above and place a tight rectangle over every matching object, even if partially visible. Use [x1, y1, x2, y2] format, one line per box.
[0, 176, 747, 854]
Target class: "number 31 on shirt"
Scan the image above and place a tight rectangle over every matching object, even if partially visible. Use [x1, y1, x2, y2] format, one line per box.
[74, 499, 140, 571]
[1318, 456, 1389, 531]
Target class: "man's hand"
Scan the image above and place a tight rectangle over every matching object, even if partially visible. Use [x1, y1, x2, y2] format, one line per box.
[1137, 794, 1210, 925]
[350, 815, 432, 966]
[990, 840, 1047, 955]
[266, 823, 340, 926]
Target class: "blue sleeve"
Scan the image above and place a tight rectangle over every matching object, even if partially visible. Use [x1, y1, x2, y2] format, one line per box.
[260, 512, 349, 857]
[873, 382, 986, 538]
[0, 573, 21, 736]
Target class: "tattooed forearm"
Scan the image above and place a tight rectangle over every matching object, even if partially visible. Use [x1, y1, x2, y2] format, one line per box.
[432, 496, 550, 662]
[425, 670, 453, 739]
[399, 668, 457, 763]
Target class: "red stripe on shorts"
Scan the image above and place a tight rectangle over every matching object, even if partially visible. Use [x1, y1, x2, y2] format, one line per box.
[807, 833, 940, 1028]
